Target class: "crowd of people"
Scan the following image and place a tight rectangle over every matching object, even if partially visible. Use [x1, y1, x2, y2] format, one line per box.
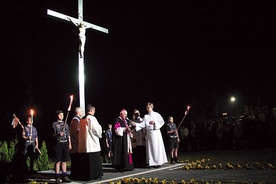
[177, 106, 276, 152]
[11, 102, 276, 183]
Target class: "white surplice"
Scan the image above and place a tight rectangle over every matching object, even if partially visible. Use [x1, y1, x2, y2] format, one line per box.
[135, 111, 168, 166]
[78, 115, 102, 153]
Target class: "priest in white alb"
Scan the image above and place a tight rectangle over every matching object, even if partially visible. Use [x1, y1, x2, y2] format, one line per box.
[131, 102, 168, 168]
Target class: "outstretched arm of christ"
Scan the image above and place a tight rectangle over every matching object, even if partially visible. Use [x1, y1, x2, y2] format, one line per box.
[67, 17, 79, 27]
[84, 25, 93, 29]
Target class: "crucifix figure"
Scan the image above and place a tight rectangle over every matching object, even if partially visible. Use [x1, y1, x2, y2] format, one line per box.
[47, 0, 108, 112]
[68, 18, 92, 58]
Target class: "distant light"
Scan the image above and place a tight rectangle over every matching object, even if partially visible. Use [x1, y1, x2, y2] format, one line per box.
[230, 97, 236, 102]
[223, 112, 228, 116]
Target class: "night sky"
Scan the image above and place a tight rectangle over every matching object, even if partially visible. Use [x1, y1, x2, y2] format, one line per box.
[1, 0, 275, 143]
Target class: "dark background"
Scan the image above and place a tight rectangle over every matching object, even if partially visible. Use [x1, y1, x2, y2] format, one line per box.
[0, 0, 275, 150]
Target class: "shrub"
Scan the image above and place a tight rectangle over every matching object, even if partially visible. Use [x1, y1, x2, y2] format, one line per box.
[0, 139, 18, 163]
[0, 139, 18, 182]
[37, 140, 49, 171]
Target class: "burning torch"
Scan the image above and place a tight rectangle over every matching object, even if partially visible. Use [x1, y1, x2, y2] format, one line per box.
[63, 95, 74, 132]
[177, 105, 191, 130]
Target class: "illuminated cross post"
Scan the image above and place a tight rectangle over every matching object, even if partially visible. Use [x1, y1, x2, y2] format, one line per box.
[47, 0, 108, 112]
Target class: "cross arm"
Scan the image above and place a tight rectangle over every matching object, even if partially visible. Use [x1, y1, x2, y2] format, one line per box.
[47, 9, 109, 34]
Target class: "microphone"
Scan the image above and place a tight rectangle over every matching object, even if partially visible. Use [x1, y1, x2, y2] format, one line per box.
[126, 117, 134, 127]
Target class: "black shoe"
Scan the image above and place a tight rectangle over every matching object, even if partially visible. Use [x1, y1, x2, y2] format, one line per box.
[171, 158, 176, 164]
[62, 176, 72, 183]
[55, 178, 61, 184]
[153, 165, 161, 168]
[93, 176, 102, 180]
[115, 168, 124, 172]
[174, 157, 180, 163]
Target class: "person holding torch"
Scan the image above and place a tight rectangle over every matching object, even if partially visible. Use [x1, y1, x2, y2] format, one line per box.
[22, 115, 38, 173]
[52, 96, 73, 183]
[166, 116, 180, 164]
[52, 110, 72, 183]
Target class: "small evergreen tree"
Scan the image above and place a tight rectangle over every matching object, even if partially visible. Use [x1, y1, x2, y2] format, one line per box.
[0, 141, 9, 163]
[37, 140, 49, 171]
[8, 139, 17, 162]
[0, 139, 17, 163]
[26, 157, 30, 169]
[0, 139, 18, 183]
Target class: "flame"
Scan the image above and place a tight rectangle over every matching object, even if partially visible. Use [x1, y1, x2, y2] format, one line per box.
[30, 109, 34, 116]
[70, 95, 74, 103]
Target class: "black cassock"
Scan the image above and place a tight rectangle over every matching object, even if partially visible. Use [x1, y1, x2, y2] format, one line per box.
[112, 117, 134, 171]
[71, 152, 102, 180]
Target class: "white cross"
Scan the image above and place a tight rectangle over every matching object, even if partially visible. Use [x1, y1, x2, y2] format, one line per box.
[47, 0, 108, 113]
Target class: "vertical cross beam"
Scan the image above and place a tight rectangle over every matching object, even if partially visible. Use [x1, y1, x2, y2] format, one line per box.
[78, 0, 84, 112]
[79, 58, 85, 113]
[78, 0, 83, 21]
